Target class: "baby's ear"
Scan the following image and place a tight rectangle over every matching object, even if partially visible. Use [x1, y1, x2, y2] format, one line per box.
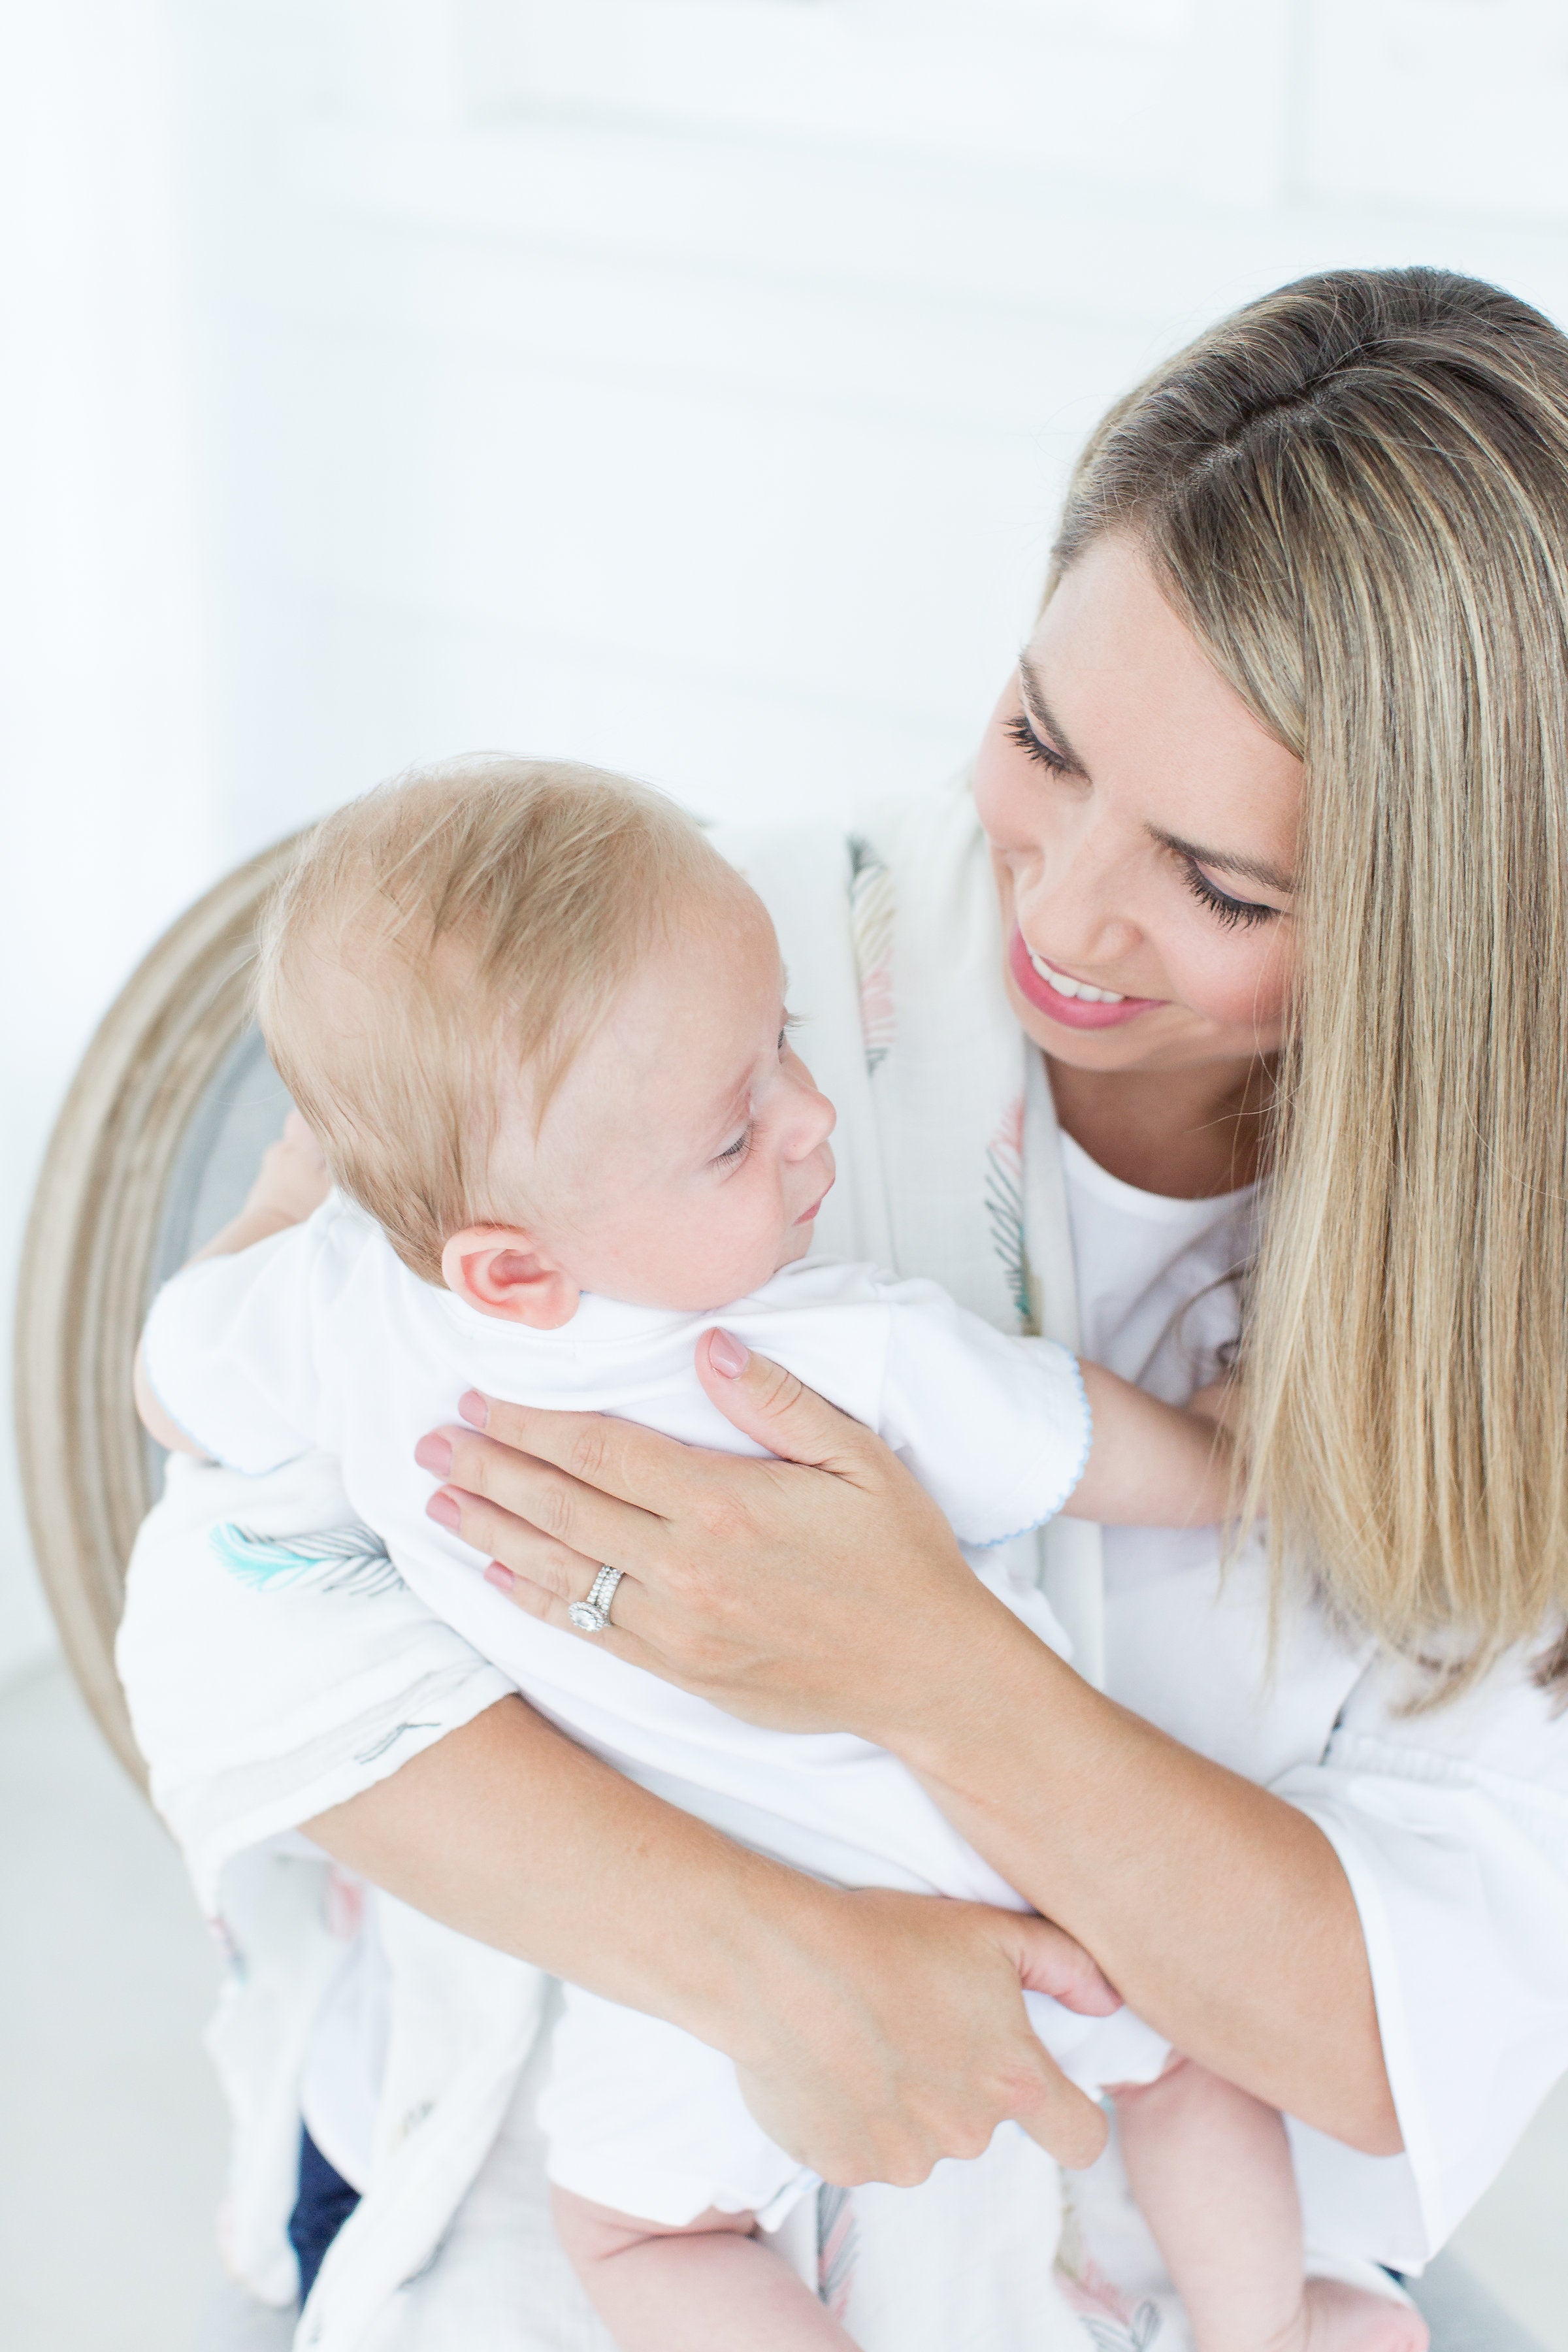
[440, 1227, 580, 1328]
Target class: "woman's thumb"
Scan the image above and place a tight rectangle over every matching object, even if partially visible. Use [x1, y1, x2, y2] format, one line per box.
[696, 1330, 869, 1471]
[1008, 2057, 1111, 2171]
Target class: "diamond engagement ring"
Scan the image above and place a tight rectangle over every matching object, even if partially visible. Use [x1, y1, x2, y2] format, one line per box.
[567, 1565, 623, 1634]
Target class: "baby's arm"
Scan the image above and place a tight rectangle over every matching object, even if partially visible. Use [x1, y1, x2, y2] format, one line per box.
[1062, 1362, 1236, 1529]
[133, 1110, 331, 1456]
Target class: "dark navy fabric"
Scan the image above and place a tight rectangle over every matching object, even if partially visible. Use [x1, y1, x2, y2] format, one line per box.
[287, 2127, 361, 2306]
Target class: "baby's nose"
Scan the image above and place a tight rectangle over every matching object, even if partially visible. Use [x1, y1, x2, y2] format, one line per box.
[796, 1084, 836, 1153]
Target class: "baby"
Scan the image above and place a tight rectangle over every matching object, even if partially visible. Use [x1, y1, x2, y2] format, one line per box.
[137, 760, 1422, 2352]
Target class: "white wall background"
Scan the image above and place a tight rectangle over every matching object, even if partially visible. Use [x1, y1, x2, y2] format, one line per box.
[8, 0, 1568, 1681]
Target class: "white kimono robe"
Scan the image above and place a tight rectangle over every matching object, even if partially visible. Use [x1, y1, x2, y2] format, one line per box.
[116, 781, 1568, 2352]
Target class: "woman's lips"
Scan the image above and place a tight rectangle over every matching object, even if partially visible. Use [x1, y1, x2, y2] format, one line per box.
[1007, 926, 1165, 1031]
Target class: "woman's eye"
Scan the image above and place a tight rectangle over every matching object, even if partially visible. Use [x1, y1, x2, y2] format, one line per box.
[1182, 861, 1279, 931]
[715, 1127, 751, 1166]
[1004, 712, 1071, 775]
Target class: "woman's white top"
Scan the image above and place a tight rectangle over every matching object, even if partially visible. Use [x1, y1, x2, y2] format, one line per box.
[115, 782, 1568, 2352]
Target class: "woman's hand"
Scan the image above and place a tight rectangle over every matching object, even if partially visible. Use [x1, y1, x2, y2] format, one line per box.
[739, 1887, 1118, 2180]
[415, 1331, 1024, 1741]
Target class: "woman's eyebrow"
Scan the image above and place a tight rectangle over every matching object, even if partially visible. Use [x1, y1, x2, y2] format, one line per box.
[1017, 656, 1090, 776]
[1149, 825, 1296, 894]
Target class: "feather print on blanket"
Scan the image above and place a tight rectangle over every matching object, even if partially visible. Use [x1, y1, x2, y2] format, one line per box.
[847, 833, 896, 1073]
[816, 2183, 860, 2321]
[984, 1092, 1030, 1329]
[210, 1519, 404, 1597]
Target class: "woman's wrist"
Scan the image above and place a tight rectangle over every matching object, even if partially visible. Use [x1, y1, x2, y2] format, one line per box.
[858, 1575, 1064, 1769]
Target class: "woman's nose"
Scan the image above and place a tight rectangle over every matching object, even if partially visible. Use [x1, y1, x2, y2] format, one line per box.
[1014, 830, 1141, 969]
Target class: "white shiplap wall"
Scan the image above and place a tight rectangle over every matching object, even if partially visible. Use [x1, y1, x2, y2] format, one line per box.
[7, 0, 1568, 1676]
[189, 0, 1568, 857]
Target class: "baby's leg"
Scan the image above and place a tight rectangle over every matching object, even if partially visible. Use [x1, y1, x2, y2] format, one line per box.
[551, 2185, 852, 2352]
[1115, 2058, 1427, 2352]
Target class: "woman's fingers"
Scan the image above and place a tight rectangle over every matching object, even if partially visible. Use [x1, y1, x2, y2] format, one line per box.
[484, 1557, 652, 1654]
[423, 1465, 660, 1652]
[455, 1392, 702, 1518]
[426, 1424, 666, 1569]
[694, 1333, 883, 1478]
[1006, 2057, 1110, 2171]
[425, 1478, 600, 1603]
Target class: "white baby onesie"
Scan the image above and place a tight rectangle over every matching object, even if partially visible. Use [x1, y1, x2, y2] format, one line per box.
[142, 1192, 1169, 2227]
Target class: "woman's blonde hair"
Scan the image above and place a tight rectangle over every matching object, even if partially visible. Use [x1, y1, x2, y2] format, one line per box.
[1052, 266, 1568, 1697]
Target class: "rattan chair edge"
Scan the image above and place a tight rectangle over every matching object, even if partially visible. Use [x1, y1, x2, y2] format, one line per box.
[12, 835, 301, 1786]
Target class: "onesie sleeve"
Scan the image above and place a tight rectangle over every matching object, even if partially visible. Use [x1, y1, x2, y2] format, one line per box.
[140, 1198, 347, 1475]
[874, 1278, 1091, 1547]
[1270, 1642, 1568, 2266]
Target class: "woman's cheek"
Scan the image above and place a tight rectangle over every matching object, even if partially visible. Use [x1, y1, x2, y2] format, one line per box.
[1173, 924, 1293, 1036]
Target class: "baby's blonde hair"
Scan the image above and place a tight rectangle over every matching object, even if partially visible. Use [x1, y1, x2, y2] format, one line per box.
[257, 756, 734, 1281]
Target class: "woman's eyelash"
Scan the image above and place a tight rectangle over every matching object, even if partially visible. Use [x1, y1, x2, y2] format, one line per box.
[1182, 862, 1277, 930]
[1004, 713, 1071, 774]
[1006, 702, 1277, 932]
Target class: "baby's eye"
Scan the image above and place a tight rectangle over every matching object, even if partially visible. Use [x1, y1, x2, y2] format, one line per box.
[715, 1127, 751, 1166]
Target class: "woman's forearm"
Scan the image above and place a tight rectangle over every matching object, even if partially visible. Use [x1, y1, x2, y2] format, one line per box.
[303, 1693, 1117, 2180]
[304, 1695, 806, 2055]
[892, 1612, 1401, 2155]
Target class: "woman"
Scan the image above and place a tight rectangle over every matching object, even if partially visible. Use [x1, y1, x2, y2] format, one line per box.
[119, 267, 1568, 2350]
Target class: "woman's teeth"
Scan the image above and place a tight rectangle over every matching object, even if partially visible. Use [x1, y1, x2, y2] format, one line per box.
[1026, 946, 1126, 1004]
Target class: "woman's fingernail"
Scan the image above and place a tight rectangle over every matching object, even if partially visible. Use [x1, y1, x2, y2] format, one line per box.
[414, 1433, 453, 1476]
[459, 1391, 489, 1429]
[426, 1490, 461, 1530]
[483, 1560, 515, 1593]
[708, 1329, 749, 1379]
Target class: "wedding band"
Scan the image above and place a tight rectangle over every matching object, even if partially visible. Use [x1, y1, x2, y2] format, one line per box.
[567, 1564, 623, 1635]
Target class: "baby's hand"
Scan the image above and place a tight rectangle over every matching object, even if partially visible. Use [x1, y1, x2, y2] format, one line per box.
[1068, 1362, 1239, 1529]
[244, 1109, 331, 1230]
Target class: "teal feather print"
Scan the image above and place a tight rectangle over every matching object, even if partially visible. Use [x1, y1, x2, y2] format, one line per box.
[211, 1520, 403, 1598]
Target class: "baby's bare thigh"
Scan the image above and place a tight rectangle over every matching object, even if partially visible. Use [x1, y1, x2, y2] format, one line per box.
[549, 2185, 759, 2263]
